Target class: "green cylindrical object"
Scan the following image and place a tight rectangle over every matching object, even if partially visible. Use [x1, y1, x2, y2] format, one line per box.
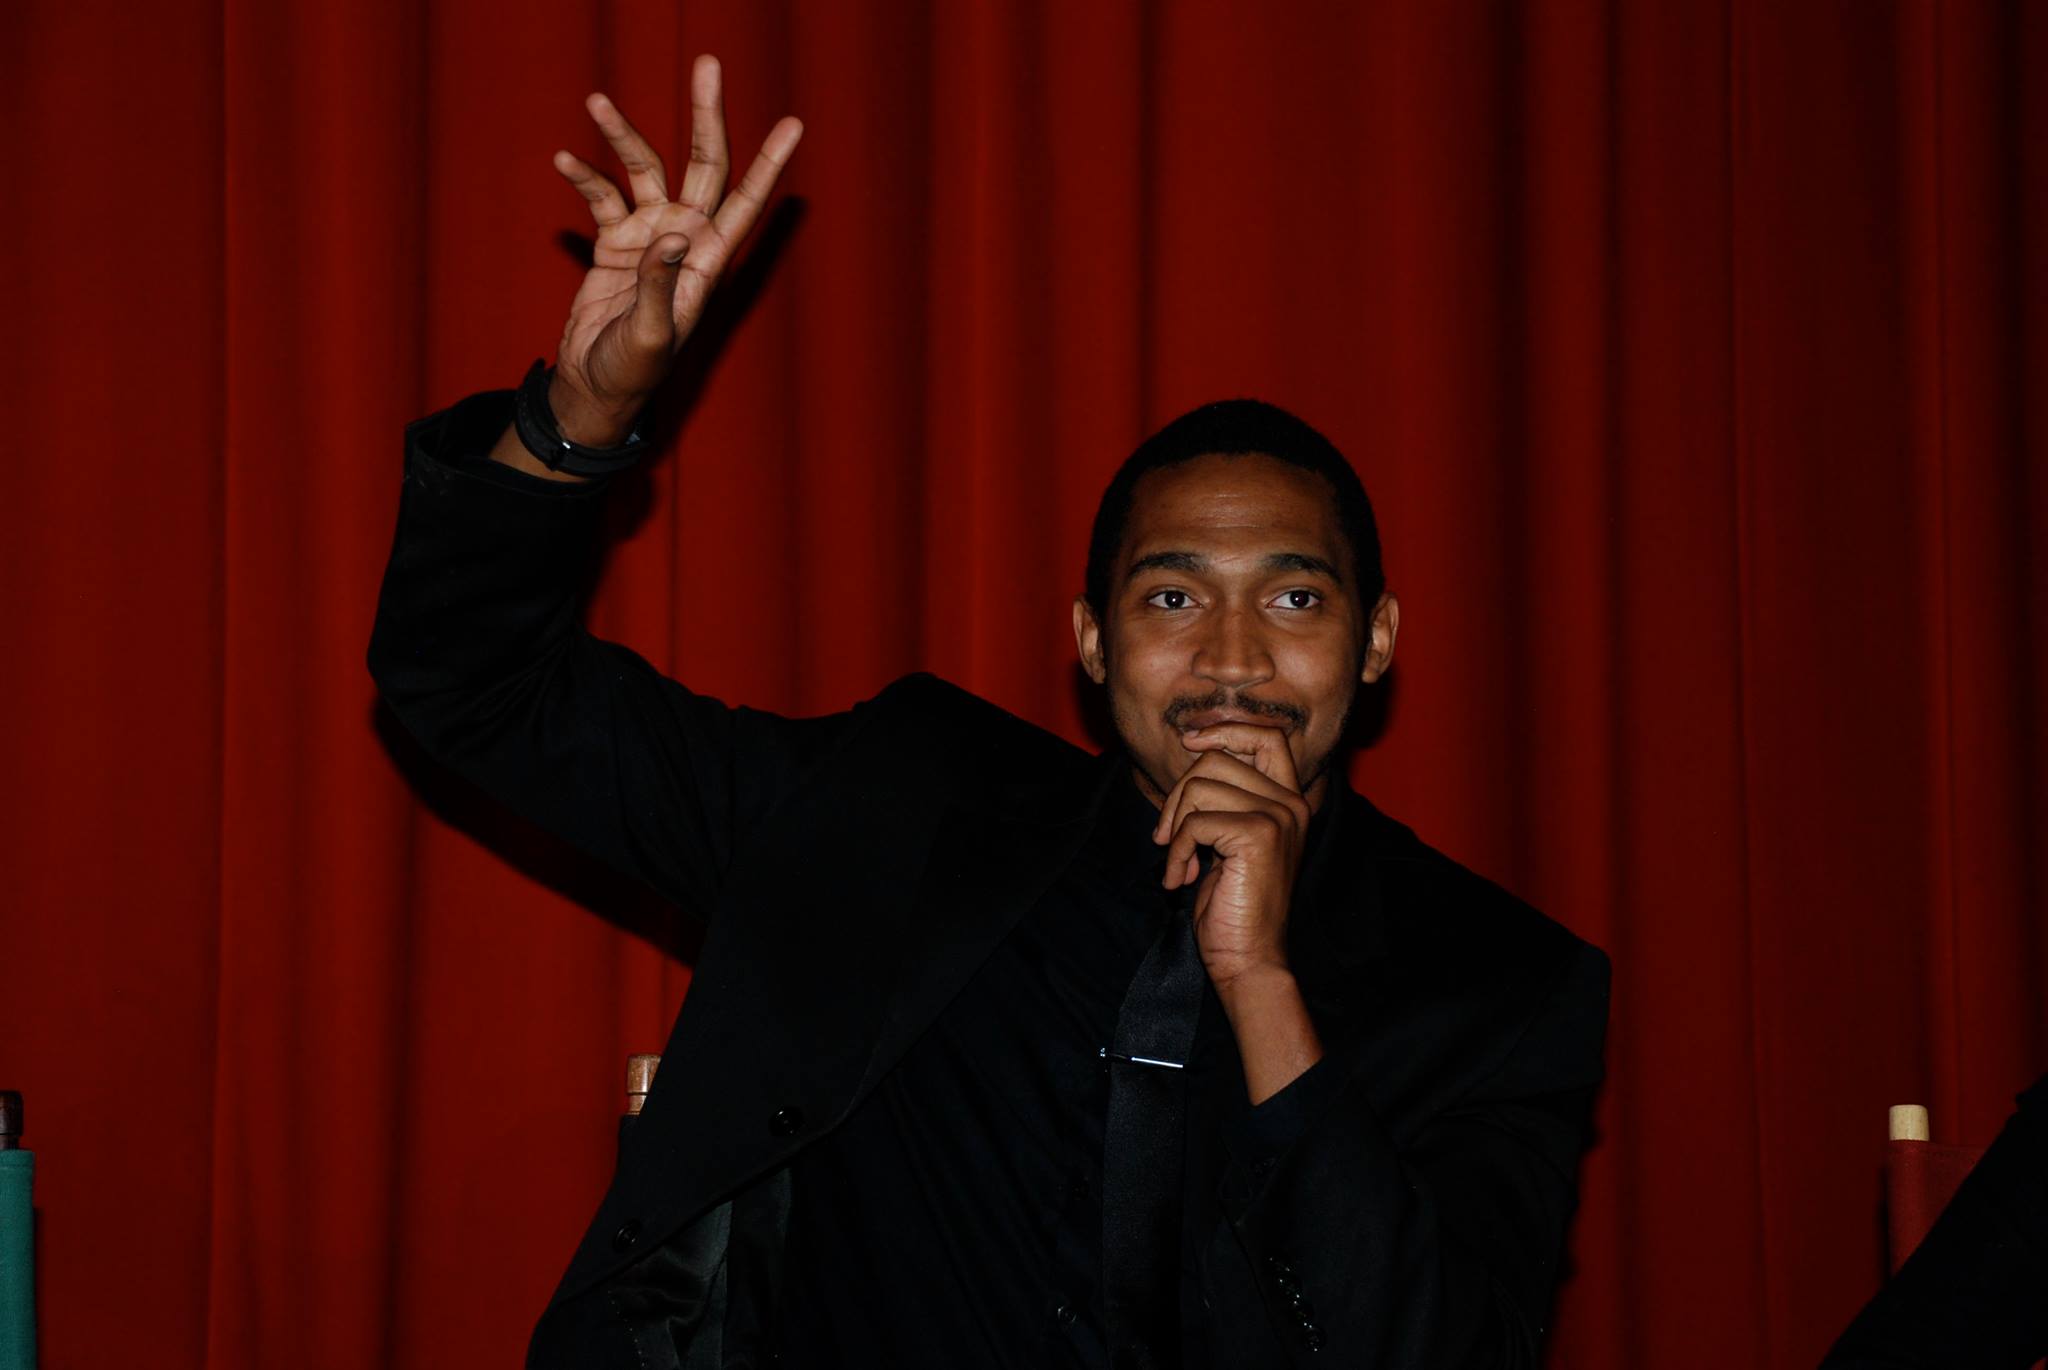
[0, 1149, 33, 1370]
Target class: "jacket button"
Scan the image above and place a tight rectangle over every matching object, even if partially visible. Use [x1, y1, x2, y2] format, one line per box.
[611, 1220, 641, 1252]
[1052, 1301, 1077, 1326]
[770, 1106, 805, 1137]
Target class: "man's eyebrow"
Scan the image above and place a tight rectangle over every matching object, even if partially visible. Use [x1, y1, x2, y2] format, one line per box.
[1123, 549, 1344, 582]
[1124, 550, 1206, 581]
[1263, 551, 1343, 579]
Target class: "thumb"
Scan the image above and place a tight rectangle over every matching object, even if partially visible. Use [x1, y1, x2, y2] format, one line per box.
[630, 234, 691, 349]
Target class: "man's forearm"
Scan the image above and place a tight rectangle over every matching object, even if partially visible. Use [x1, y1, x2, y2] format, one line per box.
[1216, 965, 1324, 1105]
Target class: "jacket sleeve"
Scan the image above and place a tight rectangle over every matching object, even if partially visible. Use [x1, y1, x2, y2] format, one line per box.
[366, 389, 853, 925]
[1210, 942, 1610, 1368]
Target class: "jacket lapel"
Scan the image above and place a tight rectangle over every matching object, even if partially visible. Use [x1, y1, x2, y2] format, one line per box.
[858, 750, 1121, 1095]
[584, 741, 1116, 1296]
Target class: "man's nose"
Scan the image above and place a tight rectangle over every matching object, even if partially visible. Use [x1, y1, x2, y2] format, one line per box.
[1192, 605, 1275, 689]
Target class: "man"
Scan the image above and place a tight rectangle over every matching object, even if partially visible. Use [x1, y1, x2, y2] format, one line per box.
[368, 56, 1608, 1368]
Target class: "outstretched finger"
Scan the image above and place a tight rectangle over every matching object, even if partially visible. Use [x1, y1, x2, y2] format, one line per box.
[711, 115, 803, 246]
[677, 54, 730, 212]
[586, 92, 670, 208]
[552, 149, 630, 228]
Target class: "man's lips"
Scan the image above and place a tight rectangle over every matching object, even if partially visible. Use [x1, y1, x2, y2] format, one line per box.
[1176, 707, 1292, 733]
[1163, 691, 1309, 733]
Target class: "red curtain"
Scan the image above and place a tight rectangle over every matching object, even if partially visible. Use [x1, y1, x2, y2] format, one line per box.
[4, 1, 2043, 1365]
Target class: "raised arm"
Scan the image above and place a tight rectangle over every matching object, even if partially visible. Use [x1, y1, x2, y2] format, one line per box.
[369, 60, 827, 927]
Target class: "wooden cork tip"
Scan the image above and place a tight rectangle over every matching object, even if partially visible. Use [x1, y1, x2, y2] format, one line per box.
[1889, 1103, 1931, 1142]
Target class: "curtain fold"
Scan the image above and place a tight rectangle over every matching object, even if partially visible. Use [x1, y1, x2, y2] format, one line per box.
[3, 2, 2042, 1366]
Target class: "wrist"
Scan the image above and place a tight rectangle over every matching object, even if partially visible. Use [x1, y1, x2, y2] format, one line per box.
[1214, 962, 1322, 1106]
[547, 374, 642, 447]
[1211, 960, 1299, 1013]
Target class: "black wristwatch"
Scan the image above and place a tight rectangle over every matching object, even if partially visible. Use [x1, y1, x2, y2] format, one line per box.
[512, 359, 650, 476]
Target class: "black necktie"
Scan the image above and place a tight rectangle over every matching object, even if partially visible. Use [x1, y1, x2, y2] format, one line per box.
[1100, 876, 1207, 1370]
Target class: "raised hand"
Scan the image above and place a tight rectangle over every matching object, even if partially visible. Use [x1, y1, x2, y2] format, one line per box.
[547, 56, 802, 438]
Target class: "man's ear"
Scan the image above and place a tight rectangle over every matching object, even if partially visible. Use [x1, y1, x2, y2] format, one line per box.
[1361, 591, 1400, 684]
[1072, 596, 1108, 684]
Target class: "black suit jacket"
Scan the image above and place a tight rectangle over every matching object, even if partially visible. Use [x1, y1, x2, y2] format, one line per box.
[368, 390, 1611, 1368]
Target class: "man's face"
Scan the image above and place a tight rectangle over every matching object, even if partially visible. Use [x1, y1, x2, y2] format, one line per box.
[1072, 453, 1399, 813]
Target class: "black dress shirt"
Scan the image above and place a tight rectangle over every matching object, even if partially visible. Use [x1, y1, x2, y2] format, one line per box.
[772, 754, 1336, 1369]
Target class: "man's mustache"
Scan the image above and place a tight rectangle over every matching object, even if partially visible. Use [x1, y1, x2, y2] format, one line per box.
[1161, 690, 1307, 732]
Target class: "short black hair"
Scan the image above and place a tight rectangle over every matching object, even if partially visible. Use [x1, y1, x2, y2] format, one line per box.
[1084, 399, 1385, 617]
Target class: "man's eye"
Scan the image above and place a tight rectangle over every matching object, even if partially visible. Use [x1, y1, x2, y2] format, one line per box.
[1146, 589, 1193, 610]
[1275, 589, 1322, 610]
